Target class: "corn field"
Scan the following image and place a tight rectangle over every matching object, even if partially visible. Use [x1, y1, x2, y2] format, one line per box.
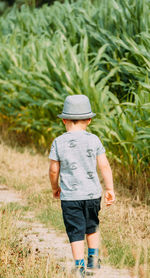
[0, 0, 150, 199]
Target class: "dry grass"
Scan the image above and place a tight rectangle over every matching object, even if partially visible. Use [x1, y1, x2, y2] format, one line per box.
[100, 197, 150, 275]
[112, 161, 150, 205]
[0, 140, 149, 277]
[0, 140, 49, 194]
[0, 209, 71, 278]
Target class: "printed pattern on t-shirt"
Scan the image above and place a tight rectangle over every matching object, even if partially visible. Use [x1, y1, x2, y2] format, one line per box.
[49, 131, 105, 200]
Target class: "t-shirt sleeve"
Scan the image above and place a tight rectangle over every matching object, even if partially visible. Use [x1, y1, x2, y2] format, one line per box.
[96, 137, 105, 156]
[49, 139, 59, 161]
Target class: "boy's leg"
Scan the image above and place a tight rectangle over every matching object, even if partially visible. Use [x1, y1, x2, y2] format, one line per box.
[85, 198, 101, 269]
[61, 200, 86, 276]
[71, 240, 84, 259]
[71, 240, 85, 276]
[86, 231, 99, 249]
[86, 232, 101, 269]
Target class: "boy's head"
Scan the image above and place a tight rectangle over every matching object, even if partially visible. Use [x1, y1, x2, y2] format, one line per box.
[57, 95, 96, 120]
[62, 118, 91, 130]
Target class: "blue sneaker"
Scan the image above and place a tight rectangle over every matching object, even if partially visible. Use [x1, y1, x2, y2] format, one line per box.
[87, 255, 101, 269]
[72, 266, 86, 278]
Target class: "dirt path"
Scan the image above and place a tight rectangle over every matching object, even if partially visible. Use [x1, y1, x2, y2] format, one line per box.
[0, 185, 22, 205]
[0, 185, 136, 278]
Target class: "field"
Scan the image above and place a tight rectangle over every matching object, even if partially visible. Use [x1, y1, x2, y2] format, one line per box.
[0, 0, 149, 276]
[0, 141, 149, 277]
[0, 0, 150, 202]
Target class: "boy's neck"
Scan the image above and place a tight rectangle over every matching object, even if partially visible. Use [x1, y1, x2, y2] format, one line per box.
[65, 122, 87, 132]
[63, 119, 91, 132]
[66, 125, 86, 132]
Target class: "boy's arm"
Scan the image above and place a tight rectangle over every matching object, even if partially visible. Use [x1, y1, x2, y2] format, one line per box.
[97, 153, 115, 206]
[49, 159, 61, 199]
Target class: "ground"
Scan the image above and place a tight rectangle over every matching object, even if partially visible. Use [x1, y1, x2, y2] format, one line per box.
[0, 184, 136, 278]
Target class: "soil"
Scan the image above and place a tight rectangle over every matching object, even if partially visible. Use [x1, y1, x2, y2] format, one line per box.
[0, 185, 137, 278]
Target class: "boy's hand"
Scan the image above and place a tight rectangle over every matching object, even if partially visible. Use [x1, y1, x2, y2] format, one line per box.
[105, 190, 115, 206]
[52, 187, 61, 199]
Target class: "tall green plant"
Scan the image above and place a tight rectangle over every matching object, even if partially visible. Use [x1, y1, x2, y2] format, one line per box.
[0, 0, 149, 188]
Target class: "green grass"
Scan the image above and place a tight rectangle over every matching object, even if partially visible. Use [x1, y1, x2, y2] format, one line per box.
[37, 206, 65, 232]
[3, 202, 30, 212]
[0, 0, 150, 194]
[27, 190, 65, 230]
[13, 182, 30, 191]
[0, 175, 7, 184]
[104, 241, 136, 267]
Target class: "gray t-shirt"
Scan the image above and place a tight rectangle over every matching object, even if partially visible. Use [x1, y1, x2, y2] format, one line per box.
[49, 130, 105, 200]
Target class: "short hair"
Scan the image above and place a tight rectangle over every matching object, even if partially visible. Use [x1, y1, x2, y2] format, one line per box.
[71, 119, 91, 124]
[71, 119, 79, 124]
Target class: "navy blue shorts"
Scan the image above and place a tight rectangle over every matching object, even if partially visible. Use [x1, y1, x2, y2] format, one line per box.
[61, 198, 101, 243]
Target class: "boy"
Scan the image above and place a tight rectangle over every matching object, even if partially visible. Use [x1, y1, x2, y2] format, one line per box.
[49, 95, 115, 277]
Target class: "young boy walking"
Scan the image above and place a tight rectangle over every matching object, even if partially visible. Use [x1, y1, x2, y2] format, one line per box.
[49, 95, 115, 277]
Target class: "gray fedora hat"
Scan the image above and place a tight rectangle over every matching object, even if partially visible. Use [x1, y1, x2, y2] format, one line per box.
[58, 95, 96, 120]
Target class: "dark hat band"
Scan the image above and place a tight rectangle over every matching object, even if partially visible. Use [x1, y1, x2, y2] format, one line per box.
[62, 111, 92, 115]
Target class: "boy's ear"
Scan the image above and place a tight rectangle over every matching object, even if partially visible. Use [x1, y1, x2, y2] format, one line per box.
[62, 119, 66, 124]
[87, 119, 91, 125]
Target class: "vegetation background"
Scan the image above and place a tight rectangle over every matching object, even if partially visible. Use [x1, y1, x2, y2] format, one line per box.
[0, 0, 150, 277]
[0, 0, 149, 202]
